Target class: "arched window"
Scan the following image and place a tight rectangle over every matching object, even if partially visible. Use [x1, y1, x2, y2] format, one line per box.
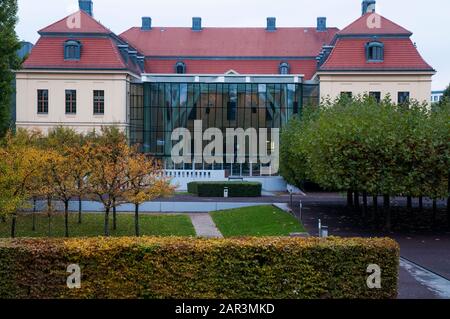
[366, 41, 384, 62]
[64, 40, 81, 60]
[279, 62, 290, 75]
[175, 61, 186, 74]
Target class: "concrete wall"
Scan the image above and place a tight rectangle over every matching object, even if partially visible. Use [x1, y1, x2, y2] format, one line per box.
[318, 72, 434, 104]
[15, 71, 134, 134]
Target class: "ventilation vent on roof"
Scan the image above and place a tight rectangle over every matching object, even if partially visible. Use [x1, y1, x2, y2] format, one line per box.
[192, 17, 202, 31]
[266, 17, 276, 31]
[317, 17, 327, 32]
[142, 17, 152, 30]
[79, 0, 93, 17]
[362, 0, 376, 15]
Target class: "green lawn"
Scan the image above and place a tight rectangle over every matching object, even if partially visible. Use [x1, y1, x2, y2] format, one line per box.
[0, 213, 196, 238]
[210, 205, 306, 237]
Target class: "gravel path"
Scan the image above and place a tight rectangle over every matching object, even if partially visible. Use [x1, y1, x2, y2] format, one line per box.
[189, 213, 223, 238]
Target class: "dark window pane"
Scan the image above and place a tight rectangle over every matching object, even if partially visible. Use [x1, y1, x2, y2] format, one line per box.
[340, 92, 353, 99]
[65, 90, 77, 114]
[398, 92, 410, 105]
[94, 90, 105, 114]
[37, 89, 49, 114]
[293, 101, 299, 114]
[369, 91, 381, 103]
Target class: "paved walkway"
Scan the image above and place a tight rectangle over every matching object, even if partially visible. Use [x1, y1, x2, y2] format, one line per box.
[292, 195, 450, 299]
[189, 213, 223, 238]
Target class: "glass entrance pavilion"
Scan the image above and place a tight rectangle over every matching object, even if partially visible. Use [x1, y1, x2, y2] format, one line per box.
[130, 74, 319, 176]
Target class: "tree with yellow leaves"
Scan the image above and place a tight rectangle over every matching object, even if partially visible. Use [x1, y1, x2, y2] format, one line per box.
[0, 132, 44, 238]
[65, 143, 91, 224]
[124, 151, 174, 236]
[47, 150, 79, 237]
[87, 141, 130, 236]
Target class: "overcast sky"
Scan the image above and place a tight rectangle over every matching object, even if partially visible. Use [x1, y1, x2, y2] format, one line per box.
[16, 0, 449, 90]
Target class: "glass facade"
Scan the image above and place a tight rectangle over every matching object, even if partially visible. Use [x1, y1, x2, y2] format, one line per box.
[130, 81, 319, 174]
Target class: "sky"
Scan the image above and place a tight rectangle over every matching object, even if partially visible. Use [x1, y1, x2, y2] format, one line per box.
[15, 0, 449, 90]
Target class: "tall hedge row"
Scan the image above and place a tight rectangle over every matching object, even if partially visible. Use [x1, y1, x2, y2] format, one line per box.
[281, 96, 450, 201]
[0, 237, 399, 299]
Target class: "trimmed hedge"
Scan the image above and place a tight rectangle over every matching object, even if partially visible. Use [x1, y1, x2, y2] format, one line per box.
[187, 181, 262, 197]
[0, 237, 399, 299]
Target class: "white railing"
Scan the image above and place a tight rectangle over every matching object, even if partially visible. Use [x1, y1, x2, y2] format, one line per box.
[164, 169, 227, 190]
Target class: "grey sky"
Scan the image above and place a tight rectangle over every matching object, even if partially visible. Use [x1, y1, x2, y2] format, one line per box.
[16, 0, 449, 90]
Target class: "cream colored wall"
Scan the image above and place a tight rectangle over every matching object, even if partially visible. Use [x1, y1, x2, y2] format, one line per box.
[317, 72, 434, 104]
[15, 71, 135, 134]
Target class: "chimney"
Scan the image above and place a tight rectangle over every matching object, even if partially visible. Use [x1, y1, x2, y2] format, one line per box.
[317, 17, 327, 32]
[142, 17, 152, 30]
[266, 17, 276, 31]
[192, 17, 202, 31]
[362, 0, 376, 15]
[79, 0, 93, 16]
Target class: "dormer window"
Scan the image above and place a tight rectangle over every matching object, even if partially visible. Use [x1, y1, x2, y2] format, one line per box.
[175, 61, 186, 74]
[64, 40, 81, 60]
[366, 41, 384, 62]
[279, 62, 290, 75]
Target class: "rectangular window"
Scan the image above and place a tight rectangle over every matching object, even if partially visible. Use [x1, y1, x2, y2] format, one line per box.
[188, 103, 197, 120]
[398, 92, 410, 105]
[65, 90, 77, 114]
[37, 89, 48, 114]
[93, 90, 105, 114]
[340, 92, 353, 99]
[227, 101, 236, 121]
[369, 91, 381, 103]
[293, 101, 299, 114]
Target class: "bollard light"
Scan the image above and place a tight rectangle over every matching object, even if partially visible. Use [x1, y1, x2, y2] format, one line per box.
[318, 219, 321, 237]
[321, 226, 329, 238]
[224, 187, 229, 198]
[299, 201, 303, 222]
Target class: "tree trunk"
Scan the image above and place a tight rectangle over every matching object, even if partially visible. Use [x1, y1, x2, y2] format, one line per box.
[372, 195, 378, 221]
[104, 208, 110, 237]
[78, 197, 82, 224]
[135, 204, 140, 237]
[407, 196, 412, 211]
[347, 190, 353, 207]
[64, 201, 69, 238]
[112, 198, 117, 231]
[447, 175, 450, 229]
[11, 214, 17, 238]
[419, 196, 423, 212]
[432, 199, 437, 226]
[354, 191, 360, 209]
[362, 191, 368, 221]
[32, 197, 37, 231]
[447, 196, 450, 229]
[384, 195, 391, 231]
[47, 196, 52, 237]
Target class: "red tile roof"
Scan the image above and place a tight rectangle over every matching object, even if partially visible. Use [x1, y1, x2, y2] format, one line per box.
[144, 59, 318, 79]
[23, 37, 128, 70]
[39, 10, 112, 34]
[320, 38, 434, 71]
[338, 13, 412, 36]
[120, 27, 338, 57]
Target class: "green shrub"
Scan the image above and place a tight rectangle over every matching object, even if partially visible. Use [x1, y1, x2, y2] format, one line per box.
[187, 181, 262, 197]
[0, 237, 399, 299]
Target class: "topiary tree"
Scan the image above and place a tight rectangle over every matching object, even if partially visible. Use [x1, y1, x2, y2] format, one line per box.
[280, 94, 449, 230]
